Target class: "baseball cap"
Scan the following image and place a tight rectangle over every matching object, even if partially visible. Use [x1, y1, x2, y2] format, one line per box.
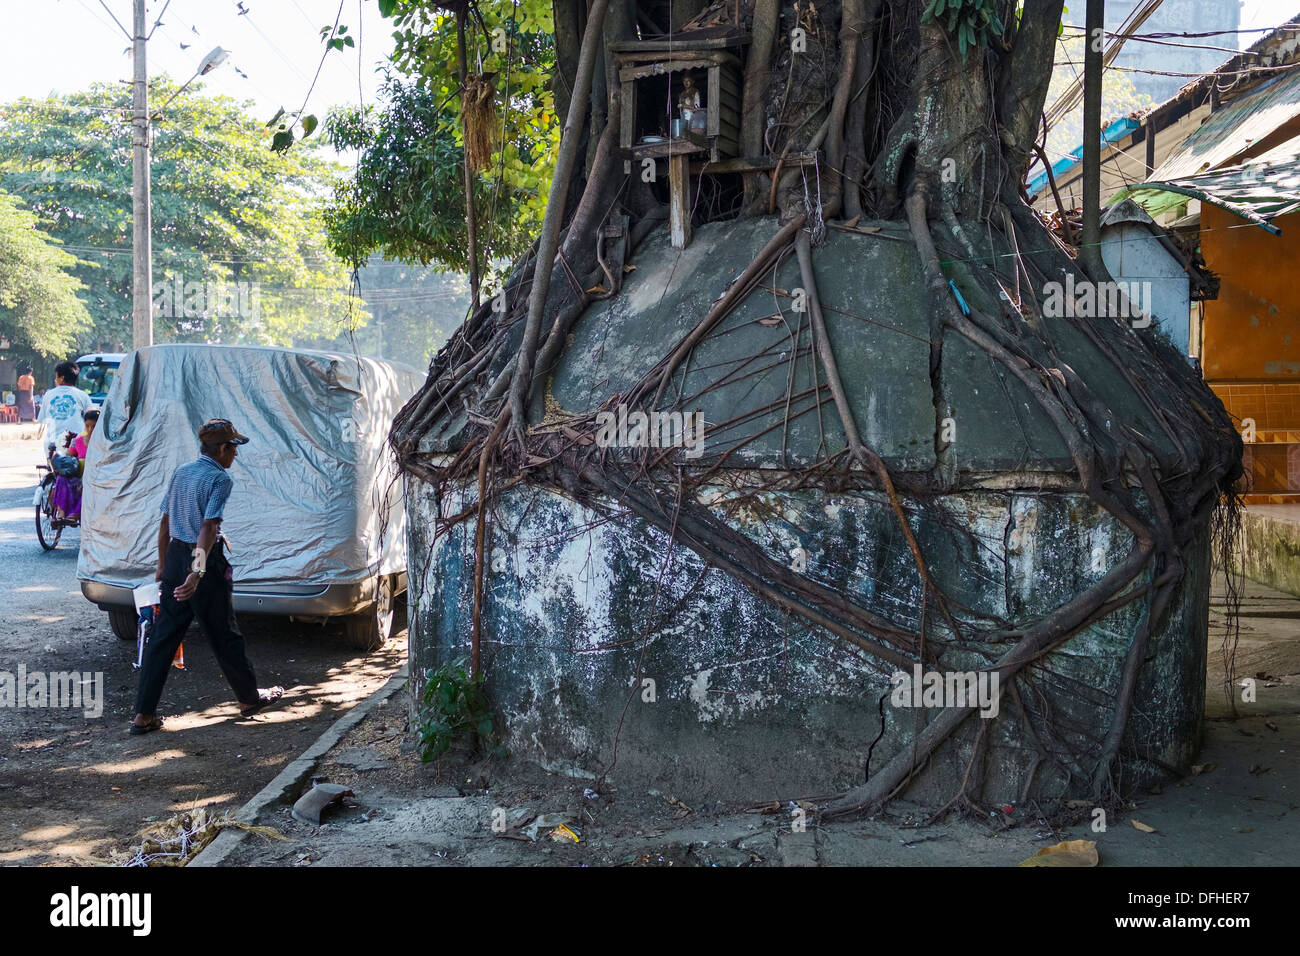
[198, 418, 250, 445]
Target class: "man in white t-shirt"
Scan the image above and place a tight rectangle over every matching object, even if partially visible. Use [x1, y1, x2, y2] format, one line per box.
[37, 361, 93, 453]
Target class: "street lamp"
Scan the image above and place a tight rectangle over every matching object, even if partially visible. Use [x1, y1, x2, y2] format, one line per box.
[198, 46, 229, 76]
[131, 41, 229, 351]
[152, 47, 230, 119]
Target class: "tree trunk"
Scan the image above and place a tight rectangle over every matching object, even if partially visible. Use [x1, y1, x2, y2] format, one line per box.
[395, 0, 1243, 817]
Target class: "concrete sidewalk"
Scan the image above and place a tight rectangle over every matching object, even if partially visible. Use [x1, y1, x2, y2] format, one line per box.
[0, 422, 44, 442]
[203, 576, 1299, 867]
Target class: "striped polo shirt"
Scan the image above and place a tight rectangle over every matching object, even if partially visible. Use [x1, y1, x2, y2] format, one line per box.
[160, 454, 233, 543]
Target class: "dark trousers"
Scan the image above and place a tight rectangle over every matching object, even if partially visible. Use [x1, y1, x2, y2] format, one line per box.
[133, 538, 259, 716]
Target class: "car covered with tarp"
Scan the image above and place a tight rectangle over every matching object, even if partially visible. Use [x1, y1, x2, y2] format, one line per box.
[77, 343, 424, 649]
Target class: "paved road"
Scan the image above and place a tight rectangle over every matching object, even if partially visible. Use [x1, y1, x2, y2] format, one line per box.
[0, 433, 90, 638]
[0, 434, 405, 865]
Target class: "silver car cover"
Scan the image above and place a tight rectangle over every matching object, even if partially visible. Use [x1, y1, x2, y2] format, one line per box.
[77, 344, 423, 590]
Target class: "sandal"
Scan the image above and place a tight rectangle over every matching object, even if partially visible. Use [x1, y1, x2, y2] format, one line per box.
[239, 686, 285, 718]
[129, 717, 164, 736]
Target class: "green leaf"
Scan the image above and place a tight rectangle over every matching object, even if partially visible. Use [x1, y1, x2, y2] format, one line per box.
[265, 106, 285, 128]
[477, 718, 494, 736]
[270, 129, 294, 153]
[301, 114, 318, 138]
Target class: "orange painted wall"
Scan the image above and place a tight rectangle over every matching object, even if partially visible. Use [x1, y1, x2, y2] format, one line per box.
[1201, 205, 1300, 382]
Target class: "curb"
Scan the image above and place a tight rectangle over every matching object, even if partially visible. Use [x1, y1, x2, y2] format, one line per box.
[189, 663, 409, 867]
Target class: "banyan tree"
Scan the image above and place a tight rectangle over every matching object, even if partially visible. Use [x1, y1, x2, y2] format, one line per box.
[390, 0, 1242, 816]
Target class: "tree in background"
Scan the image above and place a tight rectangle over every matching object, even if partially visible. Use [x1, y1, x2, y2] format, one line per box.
[1042, 33, 1153, 179]
[301, 260, 469, 367]
[0, 190, 92, 355]
[324, 76, 545, 276]
[0, 82, 358, 350]
[322, 0, 559, 312]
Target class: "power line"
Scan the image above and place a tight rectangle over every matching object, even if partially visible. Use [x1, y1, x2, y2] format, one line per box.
[289, 0, 320, 32]
[72, 0, 132, 45]
[96, 0, 133, 40]
[146, 0, 173, 39]
[1062, 24, 1300, 39]
[57, 243, 382, 266]
[0, 99, 130, 115]
[1059, 26, 1255, 58]
[49, 208, 1290, 278]
[291, 0, 346, 119]
[1100, 62, 1300, 78]
[232, 0, 311, 84]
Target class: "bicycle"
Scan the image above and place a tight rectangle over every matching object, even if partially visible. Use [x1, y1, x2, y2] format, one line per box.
[35, 459, 80, 551]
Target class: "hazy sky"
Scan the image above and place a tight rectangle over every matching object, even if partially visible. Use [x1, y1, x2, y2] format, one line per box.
[2, 0, 1298, 124]
[1, 0, 396, 131]
[1240, 0, 1300, 38]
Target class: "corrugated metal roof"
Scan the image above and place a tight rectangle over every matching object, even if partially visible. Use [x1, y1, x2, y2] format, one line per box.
[1149, 69, 1300, 180]
[1123, 133, 1300, 233]
[1025, 117, 1141, 198]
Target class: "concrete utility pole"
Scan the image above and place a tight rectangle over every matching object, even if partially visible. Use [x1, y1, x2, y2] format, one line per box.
[131, 0, 152, 350]
[1081, 0, 1104, 277]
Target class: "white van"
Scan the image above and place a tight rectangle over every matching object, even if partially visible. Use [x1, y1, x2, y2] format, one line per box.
[77, 344, 423, 650]
[74, 352, 126, 407]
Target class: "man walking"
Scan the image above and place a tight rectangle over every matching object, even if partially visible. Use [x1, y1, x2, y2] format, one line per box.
[130, 418, 282, 735]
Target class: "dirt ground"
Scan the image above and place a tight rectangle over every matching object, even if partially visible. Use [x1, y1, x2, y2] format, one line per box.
[0, 433, 406, 865]
[221, 577, 1300, 867]
[6, 423, 1296, 867]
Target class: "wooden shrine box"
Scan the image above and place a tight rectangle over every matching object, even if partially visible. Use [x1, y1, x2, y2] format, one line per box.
[613, 31, 746, 246]
[614, 34, 744, 166]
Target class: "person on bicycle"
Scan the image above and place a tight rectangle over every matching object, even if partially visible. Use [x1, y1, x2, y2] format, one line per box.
[129, 418, 283, 736]
[50, 407, 99, 521]
[37, 361, 91, 459]
[72, 407, 99, 462]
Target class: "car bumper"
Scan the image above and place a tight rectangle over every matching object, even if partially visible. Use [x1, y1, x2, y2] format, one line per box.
[81, 572, 406, 619]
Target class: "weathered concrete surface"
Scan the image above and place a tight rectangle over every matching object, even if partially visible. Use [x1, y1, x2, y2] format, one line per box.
[407, 478, 1210, 806]
[548, 218, 1179, 472]
[403, 217, 1217, 808]
[1240, 506, 1300, 598]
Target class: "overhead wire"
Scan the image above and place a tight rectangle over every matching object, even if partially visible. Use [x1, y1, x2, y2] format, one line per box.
[72, 0, 132, 45]
[96, 0, 133, 40]
[230, 0, 312, 83]
[146, 0, 173, 39]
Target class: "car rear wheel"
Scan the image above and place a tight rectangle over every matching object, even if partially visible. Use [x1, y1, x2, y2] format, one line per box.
[343, 575, 395, 652]
[108, 608, 137, 642]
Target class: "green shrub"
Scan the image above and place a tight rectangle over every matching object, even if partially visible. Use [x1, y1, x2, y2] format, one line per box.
[418, 657, 507, 761]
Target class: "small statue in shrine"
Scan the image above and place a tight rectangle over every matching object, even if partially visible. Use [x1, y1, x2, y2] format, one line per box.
[677, 75, 701, 114]
[677, 75, 705, 132]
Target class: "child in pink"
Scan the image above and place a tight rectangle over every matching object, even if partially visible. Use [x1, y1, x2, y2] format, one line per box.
[51, 408, 99, 520]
